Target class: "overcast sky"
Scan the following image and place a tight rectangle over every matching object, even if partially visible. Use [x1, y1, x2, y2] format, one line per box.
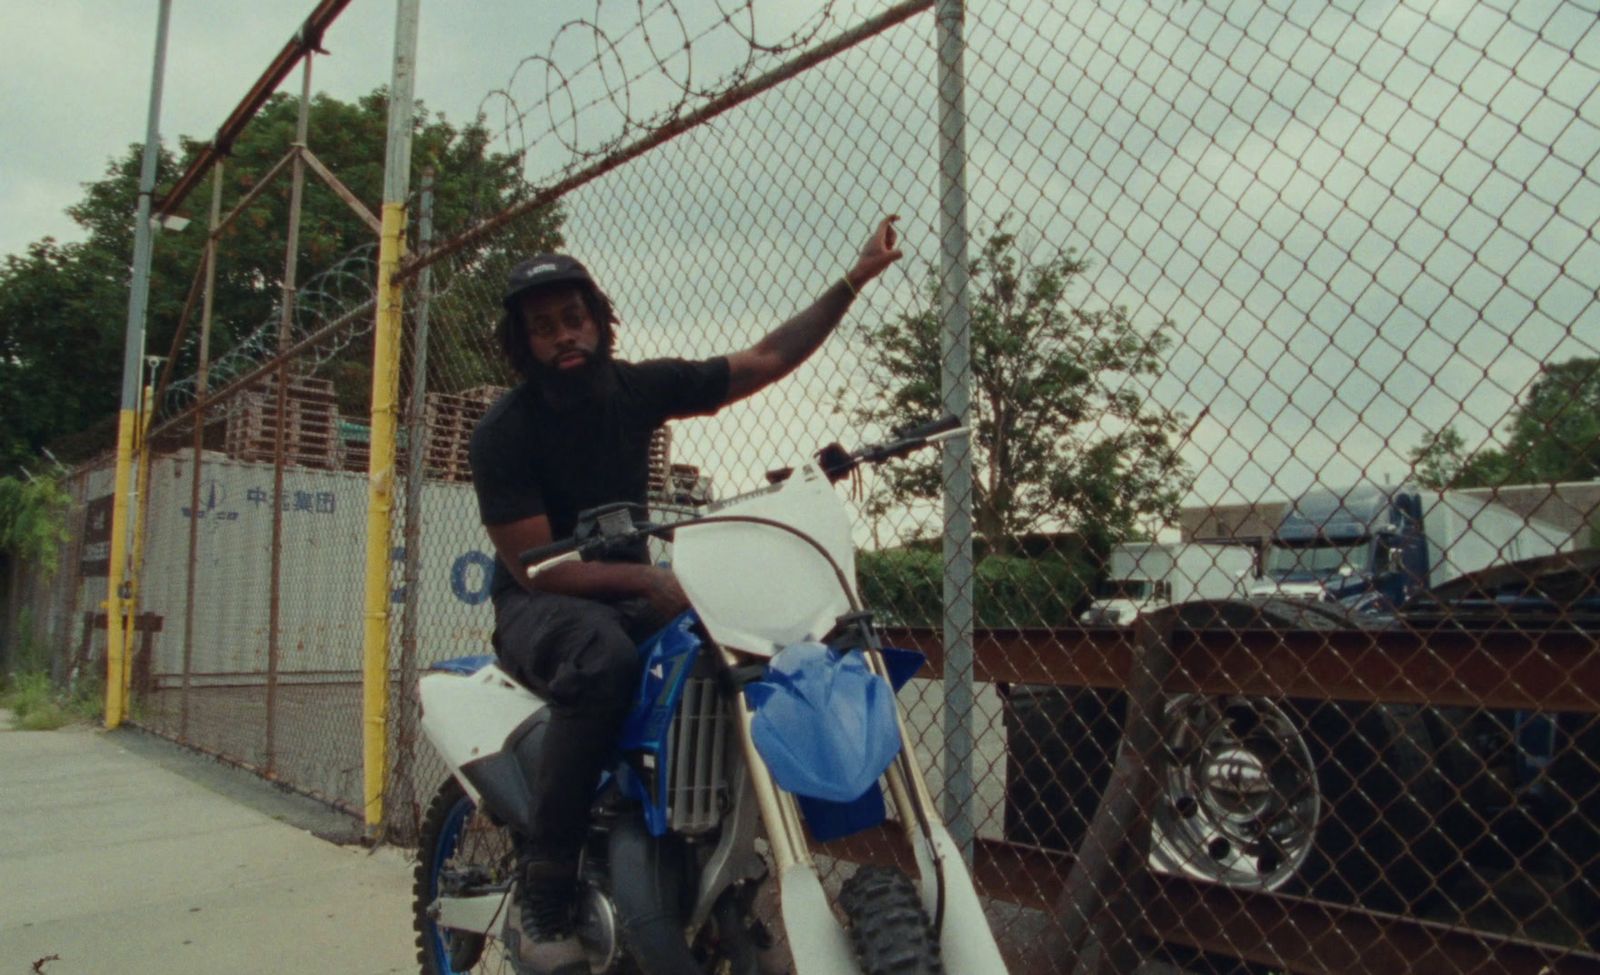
[1, 2, 515, 259]
[0, 0, 874, 260]
[5, 0, 1596, 535]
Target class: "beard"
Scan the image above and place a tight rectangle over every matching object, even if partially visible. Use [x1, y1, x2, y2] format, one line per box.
[531, 350, 608, 406]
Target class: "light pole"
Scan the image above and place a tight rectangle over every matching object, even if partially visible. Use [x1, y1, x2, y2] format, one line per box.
[105, 0, 173, 728]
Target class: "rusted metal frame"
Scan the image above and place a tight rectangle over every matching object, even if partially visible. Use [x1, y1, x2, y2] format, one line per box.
[90, 611, 165, 703]
[1045, 612, 1176, 974]
[144, 297, 374, 447]
[819, 832, 1600, 974]
[1138, 877, 1600, 975]
[155, 0, 354, 220]
[182, 162, 226, 744]
[299, 148, 381, 235]
[881, 626, 1600, 712]
[151, 669, 359, 681]
[394, 0, 936, 284]
[147, 256, 208, 422]
[87, 612, 165, 633]
[183, 165, 227, 736]
[266, 55, 314, 776]
[211, 150, 297, 241]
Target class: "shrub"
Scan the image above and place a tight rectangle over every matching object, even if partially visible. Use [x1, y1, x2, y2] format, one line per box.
[858, 546, 1094, 628]
[1, 670, 101, 730]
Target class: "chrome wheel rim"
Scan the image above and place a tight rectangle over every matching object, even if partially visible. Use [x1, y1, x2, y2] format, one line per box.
[1149, 694, 1319, 890]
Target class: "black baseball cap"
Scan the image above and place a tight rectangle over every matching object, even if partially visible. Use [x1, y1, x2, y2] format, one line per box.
[502, 254, 597, 311]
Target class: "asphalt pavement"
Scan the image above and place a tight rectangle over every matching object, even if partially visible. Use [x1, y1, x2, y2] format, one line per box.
[0, 709, 418, 975]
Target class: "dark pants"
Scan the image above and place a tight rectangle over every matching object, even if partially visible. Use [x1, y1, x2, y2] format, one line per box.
[492, 587, 651, 861]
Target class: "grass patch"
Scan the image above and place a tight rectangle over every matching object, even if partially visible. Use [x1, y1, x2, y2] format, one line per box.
[1, 671, 103, 730]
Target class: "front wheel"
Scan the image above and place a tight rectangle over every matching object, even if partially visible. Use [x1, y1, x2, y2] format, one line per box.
[414, 777, 519, 975]
[839, 866, 943, 975]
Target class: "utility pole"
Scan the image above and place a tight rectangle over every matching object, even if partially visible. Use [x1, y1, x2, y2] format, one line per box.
[935, 0, 976, 860]
[360, 0, 420, 833]
[105, 0, 173, 729]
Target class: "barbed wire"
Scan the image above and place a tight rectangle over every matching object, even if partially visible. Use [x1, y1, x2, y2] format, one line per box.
[161, 242, 379, 418]
[480, 0, 872, 185]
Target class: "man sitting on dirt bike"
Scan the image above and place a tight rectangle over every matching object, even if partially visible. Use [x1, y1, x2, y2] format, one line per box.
[468, 216, 902, 974]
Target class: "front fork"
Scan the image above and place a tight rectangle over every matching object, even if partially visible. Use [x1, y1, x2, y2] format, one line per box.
[719, 643, 1007, 975]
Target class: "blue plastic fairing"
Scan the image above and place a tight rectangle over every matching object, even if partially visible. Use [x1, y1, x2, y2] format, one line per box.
[616, 611, 703, 836]
[878, 645, 926, 690]
[428, 654, 495, 674]
[785, 646, 922, 841]
[746, 641, 901, 804]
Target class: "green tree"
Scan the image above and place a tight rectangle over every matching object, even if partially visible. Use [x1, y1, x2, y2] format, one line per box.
[1410, 356, 1600, 489]
[1503, 356, 1600, 483]
[0, 89, 556, 472]
[853, 225, 1188, 556]
[1407, 426, 1512, 490]
[0, 238, 129, 472]
[0, 472, 70, 675]
[0, 473, 69, 573]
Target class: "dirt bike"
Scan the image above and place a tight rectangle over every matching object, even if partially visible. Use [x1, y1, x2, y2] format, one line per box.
[412, 416, 1007, 974]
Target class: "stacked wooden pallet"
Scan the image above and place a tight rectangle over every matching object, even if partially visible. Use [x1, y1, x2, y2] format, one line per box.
[336, 417, 410, 474]
[665, 463, 712, 506]
[647, 426, 671, 500]
[421, 386, 506, 482]
[223, 374, 340, 470]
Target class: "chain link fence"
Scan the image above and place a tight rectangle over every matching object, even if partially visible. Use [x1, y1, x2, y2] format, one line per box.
[23, 0, 1598, 971]
[51, 69, 390, 814]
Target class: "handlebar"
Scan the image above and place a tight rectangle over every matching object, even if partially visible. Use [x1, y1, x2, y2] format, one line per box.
[892, 414, 962, 442]
[821, 413, 964, 481]
[524, 416, 964, 570]
[518, 538, 580, 566]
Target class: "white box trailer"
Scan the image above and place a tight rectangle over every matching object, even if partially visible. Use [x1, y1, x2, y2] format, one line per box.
[1080, 542, 1256, 625]
[1422, 491, 1574, 588]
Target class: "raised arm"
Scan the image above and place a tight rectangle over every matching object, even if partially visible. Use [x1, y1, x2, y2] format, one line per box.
[724, 215, 903, 403]
[485, 515, 686, 617]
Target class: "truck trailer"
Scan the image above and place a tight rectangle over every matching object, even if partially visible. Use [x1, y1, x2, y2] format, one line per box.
[1080, 541, 1256, 625]
[1253, 484, 1574, 611]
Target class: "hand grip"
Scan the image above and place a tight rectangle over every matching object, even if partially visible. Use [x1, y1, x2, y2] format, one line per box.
[518, 539, 576, 566]
[892, 414, 961, 442]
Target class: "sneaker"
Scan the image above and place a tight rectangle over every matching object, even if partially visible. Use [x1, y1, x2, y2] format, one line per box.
[504, 858, 587, 975]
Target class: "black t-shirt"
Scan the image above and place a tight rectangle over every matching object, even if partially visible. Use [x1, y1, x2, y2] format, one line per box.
[469, 357, 731, 598]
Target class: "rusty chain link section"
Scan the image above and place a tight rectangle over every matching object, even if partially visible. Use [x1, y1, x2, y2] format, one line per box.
[19, 1, 1598, 971]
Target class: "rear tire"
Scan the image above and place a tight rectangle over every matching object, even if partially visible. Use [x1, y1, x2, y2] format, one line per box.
[839, 865, 943, 975]
[1293, 701, 1444, 912]
[414, 778, 518, 975]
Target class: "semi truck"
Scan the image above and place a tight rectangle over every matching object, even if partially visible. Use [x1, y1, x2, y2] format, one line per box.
[1079, 541, 1256, 625]
[1253, 484, 1573, 611]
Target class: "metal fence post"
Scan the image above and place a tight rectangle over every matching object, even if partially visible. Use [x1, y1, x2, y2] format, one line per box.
[394, 168, 435, 838]
[124, 362, 159, 706]
[935, 0, 977, 860]
[362, 0, 420, 833]
[267, 54, 314, 775]
[181, 161, 225, 743]
[105, 0, 172, 729]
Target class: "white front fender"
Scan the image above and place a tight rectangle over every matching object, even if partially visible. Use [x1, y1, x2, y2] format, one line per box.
[779, 863, 861, 975]
[916, 822, 1009, 974]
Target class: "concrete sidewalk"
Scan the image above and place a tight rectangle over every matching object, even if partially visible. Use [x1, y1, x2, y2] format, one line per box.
[0, 711, 418, 974]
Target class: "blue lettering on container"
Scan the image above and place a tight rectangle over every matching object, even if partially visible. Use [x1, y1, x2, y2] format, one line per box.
[451, 551, 495, 606]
